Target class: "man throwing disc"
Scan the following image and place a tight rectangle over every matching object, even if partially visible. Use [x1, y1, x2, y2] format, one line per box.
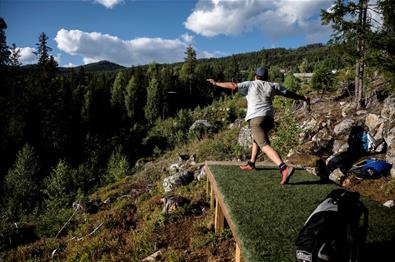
[207, 67, 310, 185]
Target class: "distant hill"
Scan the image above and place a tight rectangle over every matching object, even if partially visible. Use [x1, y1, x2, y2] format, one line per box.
[72, 60, 125, 73]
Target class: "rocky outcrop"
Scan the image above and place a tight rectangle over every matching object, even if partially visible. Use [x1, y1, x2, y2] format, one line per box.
[238, 125, 252, 150]
[161, 195, 190, 214]
[287, 94, 395, 180]
[189, 120, 213, 139]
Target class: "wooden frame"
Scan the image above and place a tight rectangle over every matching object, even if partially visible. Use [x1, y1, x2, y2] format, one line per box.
[205, 161, 245, 262]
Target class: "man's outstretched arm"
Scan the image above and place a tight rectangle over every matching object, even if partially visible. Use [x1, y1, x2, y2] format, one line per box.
[283, 90, 310, 104]
[207, 79, 238, 91]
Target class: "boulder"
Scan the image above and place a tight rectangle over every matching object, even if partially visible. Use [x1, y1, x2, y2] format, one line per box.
[161, 195, 190, 214]
[238, 125, 252, 149]
[374, 122, 385, 141]
[228, 119, 244, 129]
[195, 165, 206, 181]
[334, 119, 355, 136]
[169, 163, 180, 173]
[332, 140, 349, 155]
[365, 114, 384, 134]
[385, 127, 395, 169]
[312, 128, 333, 149]
[189, 120, 213, 139]
[341, 103, 354, 117]
[381, 95, 395, 121]
[329, 168, 346, 184]
[300, 118, 318, 132]
[163, 171, 194, 192]
[374, 142, 387, 153]
[383, 200, 395, 209]
[142, 250, 162, 262]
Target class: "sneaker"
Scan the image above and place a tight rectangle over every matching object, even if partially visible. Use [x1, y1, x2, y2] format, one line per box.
[280, 166, 295, 185]
[240, 161, 255, 171]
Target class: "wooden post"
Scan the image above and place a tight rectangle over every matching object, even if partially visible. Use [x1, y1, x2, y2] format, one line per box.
[215, 198, 224, 233]
[206, 176, 210, 201]
[235, 242, 244, 262]
[210, 185, 215, 209]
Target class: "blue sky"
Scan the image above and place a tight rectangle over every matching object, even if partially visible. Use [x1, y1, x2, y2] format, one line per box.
[1, 0, 335, 67]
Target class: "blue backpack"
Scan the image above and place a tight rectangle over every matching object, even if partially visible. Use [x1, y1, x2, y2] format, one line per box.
[349, 159, 392, 178]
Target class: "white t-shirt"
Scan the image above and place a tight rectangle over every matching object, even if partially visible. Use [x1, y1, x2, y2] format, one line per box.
[237, 80, 288, 121]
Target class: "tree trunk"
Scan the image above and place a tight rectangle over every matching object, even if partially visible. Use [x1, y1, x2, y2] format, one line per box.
[354, 0, 368, 109]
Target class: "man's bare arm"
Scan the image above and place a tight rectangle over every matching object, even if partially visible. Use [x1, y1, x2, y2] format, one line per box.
[206, 79, 237, 91]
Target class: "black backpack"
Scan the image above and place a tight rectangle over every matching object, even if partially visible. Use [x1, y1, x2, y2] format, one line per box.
[295, 189, 368, 262]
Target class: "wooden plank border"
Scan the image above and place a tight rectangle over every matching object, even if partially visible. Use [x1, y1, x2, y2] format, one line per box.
[204, 161, 245, 262]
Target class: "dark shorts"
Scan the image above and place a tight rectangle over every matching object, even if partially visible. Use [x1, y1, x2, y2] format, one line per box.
[248, 116, 274, 148]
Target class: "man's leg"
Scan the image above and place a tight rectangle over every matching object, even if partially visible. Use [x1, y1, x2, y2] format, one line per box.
[240, 142, 259, 170]
[250, 142, 260, 163]
[261, 145, 282, 165]
[262, 144, 294, 185]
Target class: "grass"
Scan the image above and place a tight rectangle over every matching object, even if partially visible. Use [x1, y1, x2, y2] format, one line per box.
[208, 165, 395, 262]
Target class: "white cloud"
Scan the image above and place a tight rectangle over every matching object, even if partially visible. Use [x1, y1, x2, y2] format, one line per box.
[63, 62, 78, 68]
[18, 47, 37, 64]
[185, 0, 332, 43]
[198, 50, 227, 59]
[94, 0, 123, 9]
[55, 28, 191, 66]
[181, 33, 194, 43]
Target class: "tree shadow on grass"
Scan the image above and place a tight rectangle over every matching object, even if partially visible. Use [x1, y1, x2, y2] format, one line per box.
[361, 240, 395, 262]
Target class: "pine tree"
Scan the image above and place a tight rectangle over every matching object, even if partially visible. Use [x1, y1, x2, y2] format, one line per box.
[42, 159, 75, 210]
[9, 43, 21, 67]
[111, 70, 127, 109]
[4, 144, 41, 218]
[0, 18, 10, 66]
[106, 149, 129, 183]
[34, 32, 52, 66]
[124, 75, 139, 120]
[321, 0, 370, 108]
[144, 77, 160, 124]
[180, 45, 197, 95]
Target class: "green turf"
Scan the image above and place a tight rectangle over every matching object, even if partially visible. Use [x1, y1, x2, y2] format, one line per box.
[209, 165, 395, 262]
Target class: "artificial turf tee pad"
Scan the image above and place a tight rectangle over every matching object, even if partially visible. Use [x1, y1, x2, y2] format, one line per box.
[207, 164, 395, 262]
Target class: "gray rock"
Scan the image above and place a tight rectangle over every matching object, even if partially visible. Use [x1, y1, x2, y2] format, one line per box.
[381, 95, 395, 121]
[161, 195, 190, 214]
[391, 168, 395, 179]
[356, 110, 367, 116]
[375, 142, 387, 153]
[365, 114, 384, 134]
[195, 166, 206, 181]
[383, 200, 395, 208]
[300, 118, 318, 132]
[384, 127, 395, 147]
[332, 140, 349, 155]
[329, 168, 346, 184]
[374, 122, 385, 141]
[189, 120, 212, 139]
[334, 119, 355, 136]
[169, 163, 180, 173]
[341, 103, 354, 117]
[312, 128, 333, 149]
[163, 171, 194, 192]
[238, 125, 252, 149]
[142, 250, 162, 262]
[228, 119, 244, 129]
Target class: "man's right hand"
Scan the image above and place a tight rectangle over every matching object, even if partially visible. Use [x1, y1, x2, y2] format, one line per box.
[206, 79, 216, 85]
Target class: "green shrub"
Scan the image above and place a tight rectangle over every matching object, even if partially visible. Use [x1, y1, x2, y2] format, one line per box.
[106, 149, 130, 183]
[271, 110, 302, 157]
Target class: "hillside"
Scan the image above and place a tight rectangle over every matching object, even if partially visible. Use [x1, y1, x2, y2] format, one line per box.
[2, 86, 394, 261]
[63, 60, 125, 73]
